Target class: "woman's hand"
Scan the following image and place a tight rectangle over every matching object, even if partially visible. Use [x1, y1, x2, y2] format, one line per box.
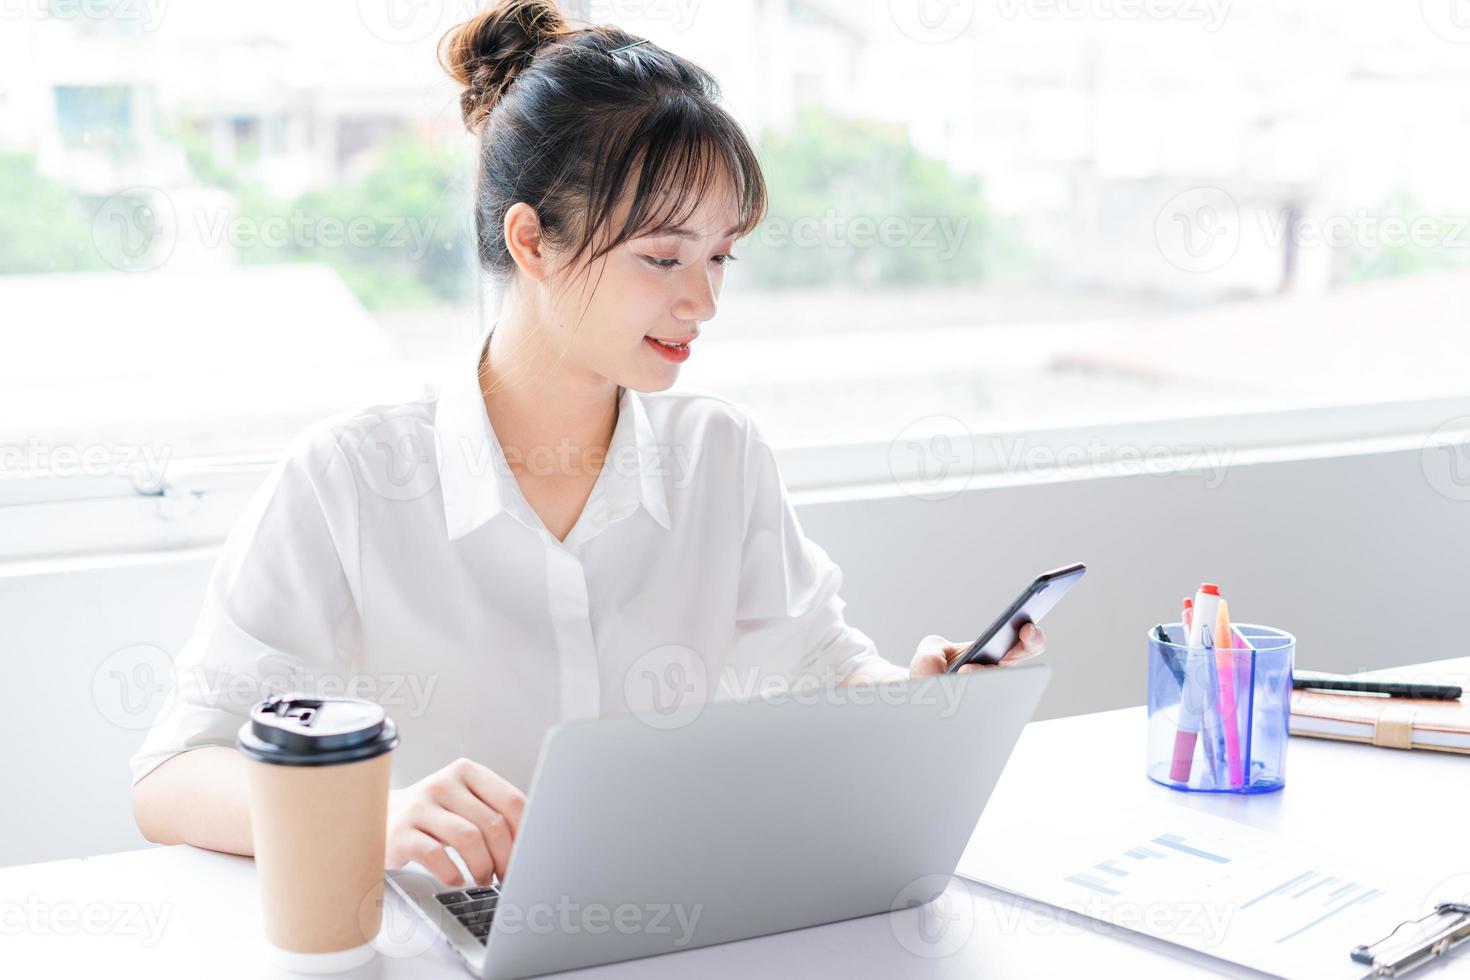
[908, 623, 1046, 677]
[385, 757, 527, 888]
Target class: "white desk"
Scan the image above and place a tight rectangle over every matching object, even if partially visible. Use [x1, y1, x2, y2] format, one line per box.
[4, 706, 1468, 979]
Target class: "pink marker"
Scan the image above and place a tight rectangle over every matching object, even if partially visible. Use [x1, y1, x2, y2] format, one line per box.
[1214, 599, 1244, 787]
[1169, 729, 1199, 782]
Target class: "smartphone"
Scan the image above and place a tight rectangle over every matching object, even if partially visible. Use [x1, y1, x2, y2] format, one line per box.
[945, 562, 1087, 673]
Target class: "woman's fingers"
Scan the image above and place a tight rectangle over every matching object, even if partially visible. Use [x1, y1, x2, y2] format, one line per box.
[454, 758, 528, 838]
[414, 803, 498, 887]
[392, 827, 465, 888]
[384, 760, 530, 888]
[442, 784, 515, 882]
[949, 624, 1048, 674]
[910, 635, 965, 676]
[999, 623, 1046, 665]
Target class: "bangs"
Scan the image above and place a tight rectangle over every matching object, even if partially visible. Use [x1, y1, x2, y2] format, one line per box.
[577, 93, 767, 265]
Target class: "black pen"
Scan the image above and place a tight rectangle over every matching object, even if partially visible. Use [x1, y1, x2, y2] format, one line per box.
[1291, 672, 1462, 701]
[1152, 624, 1186, 685]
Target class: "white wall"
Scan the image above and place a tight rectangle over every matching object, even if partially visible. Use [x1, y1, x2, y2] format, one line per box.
[801, 443, 1470, 718]
[3, 441, 1464, 868]
[2, 555, 210, 867]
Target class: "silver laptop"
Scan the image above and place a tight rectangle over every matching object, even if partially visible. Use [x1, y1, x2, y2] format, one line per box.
[388, 663, 1050, 979]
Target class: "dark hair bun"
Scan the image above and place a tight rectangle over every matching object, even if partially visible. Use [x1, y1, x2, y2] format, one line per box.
[440, 0, 570, 134]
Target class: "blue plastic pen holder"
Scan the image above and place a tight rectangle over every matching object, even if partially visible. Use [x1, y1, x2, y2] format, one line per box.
[1146, 623, 1294, 794]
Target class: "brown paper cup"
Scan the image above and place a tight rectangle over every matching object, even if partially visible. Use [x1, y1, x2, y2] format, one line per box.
[247, 752, 391, 971]
[238, 695, 399, 974]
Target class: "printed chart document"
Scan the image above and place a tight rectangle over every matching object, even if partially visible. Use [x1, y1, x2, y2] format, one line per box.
[957, 804, 1446, 979]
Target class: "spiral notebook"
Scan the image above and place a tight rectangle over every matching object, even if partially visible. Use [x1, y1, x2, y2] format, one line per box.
[1289, 657, 1470, 754]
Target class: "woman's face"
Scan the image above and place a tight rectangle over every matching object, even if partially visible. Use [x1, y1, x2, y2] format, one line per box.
[546, 178, 744, 393]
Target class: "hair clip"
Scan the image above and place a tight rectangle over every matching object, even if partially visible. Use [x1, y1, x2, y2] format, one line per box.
[609, 38, 650, 54]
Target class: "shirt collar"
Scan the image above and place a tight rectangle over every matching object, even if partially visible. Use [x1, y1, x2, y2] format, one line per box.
[435, 321, 671, 542]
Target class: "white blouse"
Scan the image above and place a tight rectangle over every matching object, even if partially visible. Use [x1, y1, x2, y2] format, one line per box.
[130, 321, 885, 792]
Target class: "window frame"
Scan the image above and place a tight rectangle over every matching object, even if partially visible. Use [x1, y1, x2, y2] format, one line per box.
[5, 394, 1469, 564]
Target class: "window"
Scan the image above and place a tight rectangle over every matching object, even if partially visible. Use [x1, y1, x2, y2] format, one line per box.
[616, 2, 1470, 445]
[2, 1, 481, 509]
[4, 0, 1469, 558]
[54, 86, 134, 150]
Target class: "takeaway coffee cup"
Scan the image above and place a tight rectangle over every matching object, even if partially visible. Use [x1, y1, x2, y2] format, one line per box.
[237, 694, 399, 973]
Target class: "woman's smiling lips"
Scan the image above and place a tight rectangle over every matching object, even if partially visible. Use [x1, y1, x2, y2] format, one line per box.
[644, 333, 696, 363]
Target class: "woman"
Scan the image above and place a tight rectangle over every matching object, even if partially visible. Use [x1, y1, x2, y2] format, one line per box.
[130, 0, 1044, 891]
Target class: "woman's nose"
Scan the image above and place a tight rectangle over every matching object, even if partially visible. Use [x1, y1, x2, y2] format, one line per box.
[673, 265, 718, 322]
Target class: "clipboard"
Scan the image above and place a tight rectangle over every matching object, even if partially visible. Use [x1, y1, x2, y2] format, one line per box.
[1350, 902, 1470, 976]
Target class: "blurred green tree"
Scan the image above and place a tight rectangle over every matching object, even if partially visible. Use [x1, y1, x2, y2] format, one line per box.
[741, 108, 1026, 288]
[1343, 192, 1470, 283]
[0, 153, 107, 275]
[236, 134, 476, 310]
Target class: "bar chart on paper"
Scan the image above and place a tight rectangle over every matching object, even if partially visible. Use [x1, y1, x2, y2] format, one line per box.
[958, 806, 1434, 979]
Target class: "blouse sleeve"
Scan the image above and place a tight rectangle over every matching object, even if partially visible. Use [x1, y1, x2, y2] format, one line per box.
[728, 412, 887, 691]
[128, 424, 363, 785]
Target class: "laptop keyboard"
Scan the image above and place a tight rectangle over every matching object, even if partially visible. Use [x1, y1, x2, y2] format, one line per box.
[434, 885, 501, 944]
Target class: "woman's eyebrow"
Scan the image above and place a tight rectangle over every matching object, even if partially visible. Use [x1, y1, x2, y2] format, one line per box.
[648, 225, 743, 240]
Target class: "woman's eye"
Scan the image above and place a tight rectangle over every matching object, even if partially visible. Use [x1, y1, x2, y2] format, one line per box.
[642, 252, 738, 270]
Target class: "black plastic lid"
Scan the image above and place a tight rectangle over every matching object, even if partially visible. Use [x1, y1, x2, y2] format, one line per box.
[236, 694, 399, 767]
